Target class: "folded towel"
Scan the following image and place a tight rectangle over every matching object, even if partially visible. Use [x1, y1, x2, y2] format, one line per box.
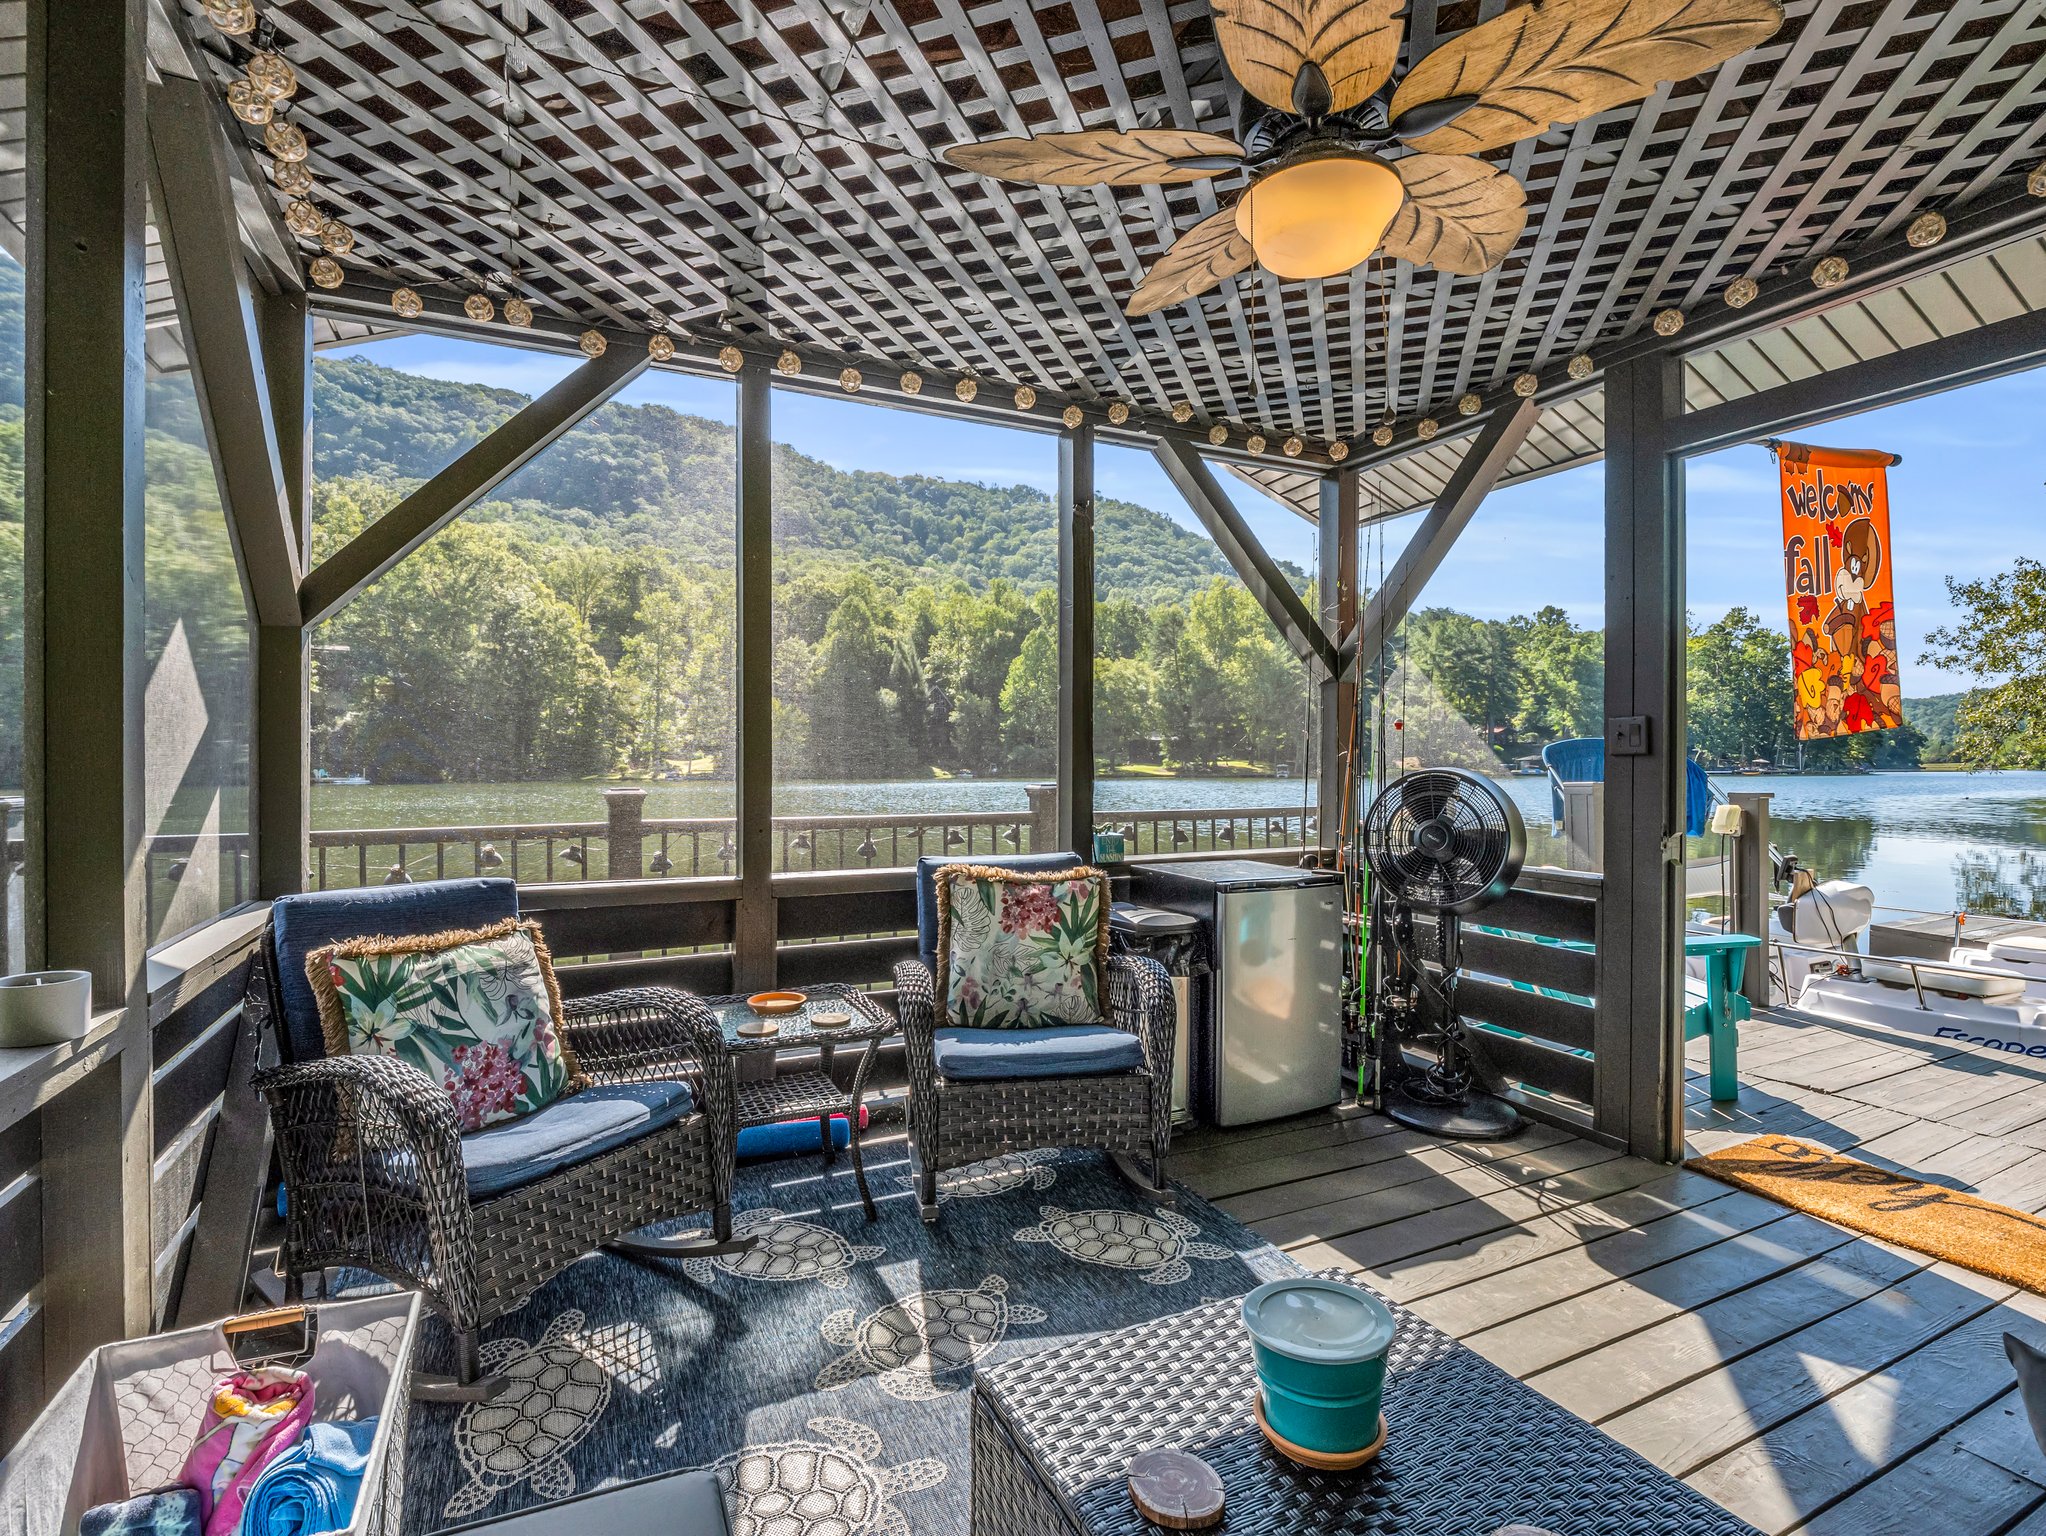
[80, 1488, 203, 1536]
[240, 1418, 380, 1536]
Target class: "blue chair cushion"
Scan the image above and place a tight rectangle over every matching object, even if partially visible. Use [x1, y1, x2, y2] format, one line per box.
[932, 1024, 1144, 1081]
[270, 878, 520, 1065]
[914, 851, 1083, 968]
[461, 1079, 696, 1200]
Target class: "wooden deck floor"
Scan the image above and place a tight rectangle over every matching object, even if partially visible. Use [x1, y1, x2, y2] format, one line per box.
[1168, 1005, 2046, 1536]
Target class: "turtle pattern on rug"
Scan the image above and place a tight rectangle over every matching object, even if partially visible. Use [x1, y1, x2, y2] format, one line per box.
[396, 1146, 1303, 1534]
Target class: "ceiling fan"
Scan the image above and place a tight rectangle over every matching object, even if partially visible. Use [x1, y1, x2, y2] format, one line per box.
[945, 0, 1783, 315]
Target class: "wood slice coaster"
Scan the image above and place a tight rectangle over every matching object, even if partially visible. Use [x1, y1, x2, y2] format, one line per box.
[734, 1018, 780, 1038]
[1253, 1394, 1388, 1472]
[1127, 1448, 1225, 1529]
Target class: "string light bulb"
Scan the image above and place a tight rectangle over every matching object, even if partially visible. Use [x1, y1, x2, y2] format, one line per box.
[264, 121, 309, 162]
[273, 160, 313, 196]
[649, 333, 676, 362]
[202, 0, 256, 35]
[503, 297, 532, 328]
[308, 256, 343, 290]
[775, 349, 801, 375]
[392, 287, 423, 320]
[284, 200, 323, 238]
[226, 80, 273, 125]
[1812, 255, 1850, 288]
[246, 52, 298, 100]
[1282, 436, 1304, 457]
[1653, 308, 1684, 336]
[1208, 423, 1228, 446]
[1329, 440, 1349, 462]
[1371, 423, 1394, 447]
[464, 293, 495, 323]
[1906, 211, 1947, 248]
[1724, 275, 1759, 308]
[1171, 401, 1193, 423]
[1457, 392, 1481, 415]
[1014, 384, 1036, 410]
[1512, 373, 1539, 397]
[899, 370, 923, 395]
[718, 345, 743, 373]
[1416, 418, 1438, 440]
[580, 329, 607, 358]
[840, 366, 863, 393]
[955, 377, 978, 403]
[1245, 433, 1266, 454]
[1063, 405, 1084, 428]
[1566, 353, 1594, 380]
[1107, 401, 1130, 425]
[318, 220, 354, 256]
[2031, 163, 2046, 197]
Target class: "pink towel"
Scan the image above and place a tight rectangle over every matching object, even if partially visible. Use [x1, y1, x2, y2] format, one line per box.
[179, 1367, 316, 1536]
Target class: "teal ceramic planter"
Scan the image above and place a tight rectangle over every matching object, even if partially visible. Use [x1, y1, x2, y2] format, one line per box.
[1241, 1278, 1395, 1455]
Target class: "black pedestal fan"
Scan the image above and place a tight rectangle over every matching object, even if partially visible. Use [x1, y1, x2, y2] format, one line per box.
[1363, 767, 1527, 1140]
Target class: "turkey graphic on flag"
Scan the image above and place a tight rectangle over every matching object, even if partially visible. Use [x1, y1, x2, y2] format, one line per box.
[1776, 440, 1904, 742]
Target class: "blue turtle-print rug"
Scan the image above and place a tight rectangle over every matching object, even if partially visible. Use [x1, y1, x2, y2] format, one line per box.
[395, 1142, 1302, 1534]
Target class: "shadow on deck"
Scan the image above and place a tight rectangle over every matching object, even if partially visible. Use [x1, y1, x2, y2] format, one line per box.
[1168, 1003, 2046, 1535]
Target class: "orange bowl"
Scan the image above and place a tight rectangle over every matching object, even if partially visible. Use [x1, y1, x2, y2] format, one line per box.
[747, 990, 807, 1016]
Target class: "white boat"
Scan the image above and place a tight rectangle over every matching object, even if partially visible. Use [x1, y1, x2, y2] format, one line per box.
[1768, 879, 2046, 1059]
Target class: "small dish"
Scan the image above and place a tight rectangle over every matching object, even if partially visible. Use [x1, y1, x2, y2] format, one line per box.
[747, 990, 808, 1015]
[810, 1009, 853, 1030]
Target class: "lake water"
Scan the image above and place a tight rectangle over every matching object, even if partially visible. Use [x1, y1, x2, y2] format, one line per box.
[310, 770, 2046, 919]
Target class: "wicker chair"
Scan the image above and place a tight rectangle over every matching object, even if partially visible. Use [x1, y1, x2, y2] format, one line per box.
[244, 878, 742, 1399]
[896, 855, 1176, 1222]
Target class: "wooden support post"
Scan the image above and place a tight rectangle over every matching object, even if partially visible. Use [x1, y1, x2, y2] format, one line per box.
[254, 627, 309, 899]
[1730, 791, 1773, 1008]
[733, 362, 775, 990]
[1598, 353, 1687, 1162]
[1057, 424, 1094, 855]
[24, 0, 154, 1364]
[1318, 471, 1359, 852]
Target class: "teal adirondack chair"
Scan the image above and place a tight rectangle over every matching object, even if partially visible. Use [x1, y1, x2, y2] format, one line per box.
[1684, 932, 1762, 1103]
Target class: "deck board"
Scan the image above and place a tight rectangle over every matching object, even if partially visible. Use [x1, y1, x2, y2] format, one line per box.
[1170, 1001, 2046, 1535]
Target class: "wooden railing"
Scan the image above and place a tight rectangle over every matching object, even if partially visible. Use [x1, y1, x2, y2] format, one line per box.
[141, 785, 1319, 897]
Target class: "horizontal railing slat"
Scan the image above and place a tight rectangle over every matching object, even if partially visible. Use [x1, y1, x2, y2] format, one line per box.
[1477, 885, 1599, 945]
[1458, 976, 1596, 1053]
[1461, 930, 1597, 998]
[1466, 1026, 1595, 1105]
[777, 936, 916, 990]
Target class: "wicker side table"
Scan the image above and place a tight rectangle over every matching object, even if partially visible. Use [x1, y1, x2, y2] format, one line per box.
[704, 983, 896, 1218]
[970, 1288, 1762, 1536]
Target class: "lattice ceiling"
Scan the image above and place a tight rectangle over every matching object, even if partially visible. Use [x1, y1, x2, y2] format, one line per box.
[178, 0, 2046, 446]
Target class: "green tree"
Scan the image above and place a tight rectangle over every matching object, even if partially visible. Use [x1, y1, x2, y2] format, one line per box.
[1686, 607, 1793, 767]
[1921, 558, 2046, 769]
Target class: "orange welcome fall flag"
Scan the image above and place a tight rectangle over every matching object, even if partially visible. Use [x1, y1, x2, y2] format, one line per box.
[1776, 440, 1903, 741]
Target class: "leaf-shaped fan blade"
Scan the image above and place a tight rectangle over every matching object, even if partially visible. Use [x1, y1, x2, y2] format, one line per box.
[1127, 205, 1257, 316]
[1388, 0, 1785, 156]
[1212, 0, 1403, 115]
[1378, 155, 1529, 276]
[944, 130, 1244, 186]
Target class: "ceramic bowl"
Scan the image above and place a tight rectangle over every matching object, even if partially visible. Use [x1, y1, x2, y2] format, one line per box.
[746, 990, 807, 1016]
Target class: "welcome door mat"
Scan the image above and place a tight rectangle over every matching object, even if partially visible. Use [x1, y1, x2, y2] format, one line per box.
[1687, 1135, 2046, 1294]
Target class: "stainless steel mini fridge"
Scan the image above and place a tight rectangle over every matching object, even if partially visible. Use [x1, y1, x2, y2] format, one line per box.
[1128, 860, 1344, 1126]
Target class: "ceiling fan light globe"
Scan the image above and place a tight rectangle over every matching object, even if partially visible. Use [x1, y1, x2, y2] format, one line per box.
[1233, 153, 1401, 281]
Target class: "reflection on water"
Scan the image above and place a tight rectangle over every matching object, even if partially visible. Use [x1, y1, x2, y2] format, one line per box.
[1957, 850, 2046, 922]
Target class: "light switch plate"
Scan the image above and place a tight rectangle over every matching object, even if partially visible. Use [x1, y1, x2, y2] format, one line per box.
[1609, 716, 1649, 755]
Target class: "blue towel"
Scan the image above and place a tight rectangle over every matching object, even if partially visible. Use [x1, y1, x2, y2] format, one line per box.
[239, 1418, 379, 1536]
[81, 1489, 203, 1536]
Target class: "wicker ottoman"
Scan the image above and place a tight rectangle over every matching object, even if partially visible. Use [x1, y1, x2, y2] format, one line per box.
[970, 1287, 1762, 1536]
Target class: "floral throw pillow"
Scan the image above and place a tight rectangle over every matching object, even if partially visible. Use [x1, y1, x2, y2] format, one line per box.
[935, 865, 1109, 1029]
[306, 918, 584, 1132]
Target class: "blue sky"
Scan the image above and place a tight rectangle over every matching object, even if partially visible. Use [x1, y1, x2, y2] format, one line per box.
[332, 333, 2044, 693]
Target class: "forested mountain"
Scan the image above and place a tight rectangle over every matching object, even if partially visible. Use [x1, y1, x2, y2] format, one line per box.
[310, 356, 1239, 599]
[1902, 692, 1967, 761]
